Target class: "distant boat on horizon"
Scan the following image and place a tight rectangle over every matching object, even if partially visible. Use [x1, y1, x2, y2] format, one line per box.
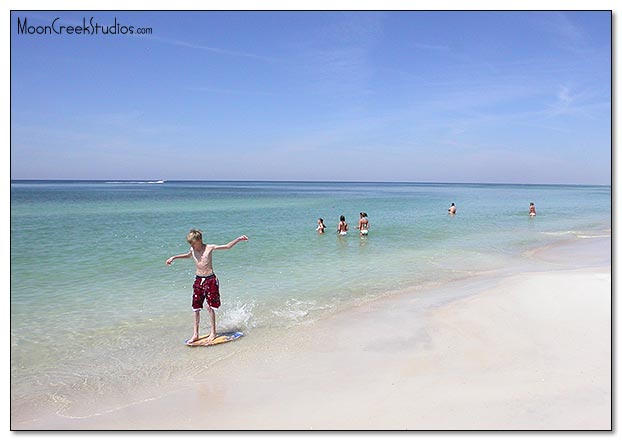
[103, 179, 167, 184]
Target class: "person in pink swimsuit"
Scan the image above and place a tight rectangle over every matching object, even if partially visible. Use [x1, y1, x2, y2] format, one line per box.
[166, 229, 248, 344]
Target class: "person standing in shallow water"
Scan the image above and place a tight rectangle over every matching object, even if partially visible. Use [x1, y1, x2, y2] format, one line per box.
[316, 218, 326, 234]
[357, 212, 369, 236]
[529, 202, 536, 217]
[337, 215, 348, 236]
[448, 203, 456, 215]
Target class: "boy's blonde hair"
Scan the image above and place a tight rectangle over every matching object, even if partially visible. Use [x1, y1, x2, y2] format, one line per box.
[186, 229, 203, 244]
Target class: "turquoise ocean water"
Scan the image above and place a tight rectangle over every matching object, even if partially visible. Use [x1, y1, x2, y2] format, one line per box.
[10, 180, 611, 421]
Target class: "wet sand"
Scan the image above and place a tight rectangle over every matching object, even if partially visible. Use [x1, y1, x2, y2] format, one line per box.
[14, 237, 611, 430]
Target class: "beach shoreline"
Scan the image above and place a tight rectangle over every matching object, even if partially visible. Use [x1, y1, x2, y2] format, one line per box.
[13, 234, 611, 430]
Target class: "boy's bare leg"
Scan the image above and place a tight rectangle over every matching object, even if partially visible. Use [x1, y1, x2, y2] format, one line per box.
[206, 306, 216, 343]
[188, 311, 200, 343]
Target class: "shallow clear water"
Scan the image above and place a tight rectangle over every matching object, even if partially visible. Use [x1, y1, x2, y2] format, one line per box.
[10, 180, 611, 419]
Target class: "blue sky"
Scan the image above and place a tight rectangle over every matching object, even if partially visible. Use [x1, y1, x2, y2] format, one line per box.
[10, 11, 611, 184]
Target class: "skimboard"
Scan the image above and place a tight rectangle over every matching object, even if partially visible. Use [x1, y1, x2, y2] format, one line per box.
[185, 331, 244, 347]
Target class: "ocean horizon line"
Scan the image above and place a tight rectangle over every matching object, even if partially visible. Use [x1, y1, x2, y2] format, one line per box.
[9, 179, 612, 188]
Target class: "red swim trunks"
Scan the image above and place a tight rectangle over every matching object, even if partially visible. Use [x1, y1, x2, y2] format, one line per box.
[192, 274, 221, 311]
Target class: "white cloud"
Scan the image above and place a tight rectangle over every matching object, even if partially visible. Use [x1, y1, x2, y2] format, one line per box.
[147, 35, 277, 62]
[531, 12, 591, 53]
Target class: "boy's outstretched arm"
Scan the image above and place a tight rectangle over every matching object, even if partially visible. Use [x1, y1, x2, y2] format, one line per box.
[166, 251, 192, 265]
[213, 235, 249, 251]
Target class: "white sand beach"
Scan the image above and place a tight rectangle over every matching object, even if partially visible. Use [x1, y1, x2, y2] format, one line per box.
[16, 237, 611, 430]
